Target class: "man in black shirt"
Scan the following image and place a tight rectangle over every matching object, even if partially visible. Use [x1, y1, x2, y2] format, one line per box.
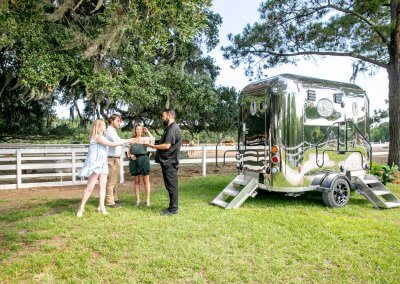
[146, 109, 181, 215]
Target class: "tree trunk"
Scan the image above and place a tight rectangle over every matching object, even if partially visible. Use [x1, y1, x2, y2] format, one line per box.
[387, 0, 400, 166]
[387, 62, 400, 166]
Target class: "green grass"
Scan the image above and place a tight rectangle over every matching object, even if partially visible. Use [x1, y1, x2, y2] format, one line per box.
[1, 175, 400, 283]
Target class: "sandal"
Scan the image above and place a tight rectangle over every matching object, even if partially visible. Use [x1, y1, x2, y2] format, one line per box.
[136, 200, 141, 207]
[146, 201, 151, 208]
[97, 207, 109, 215]
[76, 208, 84, 218]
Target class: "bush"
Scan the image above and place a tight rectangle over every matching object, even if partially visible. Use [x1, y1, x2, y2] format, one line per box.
[370, 162, 399, 185]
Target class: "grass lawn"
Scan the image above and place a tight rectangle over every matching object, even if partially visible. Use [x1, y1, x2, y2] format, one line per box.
[1, 174, 400, 283]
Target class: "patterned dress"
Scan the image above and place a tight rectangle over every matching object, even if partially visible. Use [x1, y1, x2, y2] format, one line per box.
[78, 139, 109, 177]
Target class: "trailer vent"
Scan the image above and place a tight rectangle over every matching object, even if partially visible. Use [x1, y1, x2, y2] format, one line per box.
[334, 93, 343, 103]
[307, 90, 316, 101]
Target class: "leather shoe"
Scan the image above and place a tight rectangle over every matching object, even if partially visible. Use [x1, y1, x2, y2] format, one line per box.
[106, 203, 122, 208]
[161, 208, 178, 216]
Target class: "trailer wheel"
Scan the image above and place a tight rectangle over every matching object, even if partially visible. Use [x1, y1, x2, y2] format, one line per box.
[322, 177, 350, 207]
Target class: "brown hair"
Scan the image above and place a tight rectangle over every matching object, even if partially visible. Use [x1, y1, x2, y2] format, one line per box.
[131, 123, 148, 138]
[108, 114, 122, 125]
[163, 109, 175, 118]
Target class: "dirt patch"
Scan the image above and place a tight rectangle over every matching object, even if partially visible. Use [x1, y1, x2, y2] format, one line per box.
[0, 164, 236, 213]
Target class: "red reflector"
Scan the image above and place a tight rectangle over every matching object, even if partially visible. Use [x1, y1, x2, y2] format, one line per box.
[271, 155, 279, 164]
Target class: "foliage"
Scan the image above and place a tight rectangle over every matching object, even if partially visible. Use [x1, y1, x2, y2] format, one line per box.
[222, 0, 400, 166]
[0, 174, 400, 282]
[370, 121, 389, 142]
[370, 162, 399, 185]
[0, 0, 231, 138]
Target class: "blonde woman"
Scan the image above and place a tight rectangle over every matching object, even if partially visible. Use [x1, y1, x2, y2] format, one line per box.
[77, 119, 134, 217]
[128, 124, 153, 207]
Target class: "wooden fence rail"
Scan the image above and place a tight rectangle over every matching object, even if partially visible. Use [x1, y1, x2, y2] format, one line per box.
[0, 145, 237, 190]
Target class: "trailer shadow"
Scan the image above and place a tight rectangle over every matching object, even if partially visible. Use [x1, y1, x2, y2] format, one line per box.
[245, 189, 373, 209]
[245, 190, 325, 208]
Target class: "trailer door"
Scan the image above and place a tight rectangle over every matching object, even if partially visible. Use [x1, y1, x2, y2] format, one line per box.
[240, 90, 269, 173]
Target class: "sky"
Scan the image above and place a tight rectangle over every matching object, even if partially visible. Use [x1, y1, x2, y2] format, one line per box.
[208, 0, 389, 112]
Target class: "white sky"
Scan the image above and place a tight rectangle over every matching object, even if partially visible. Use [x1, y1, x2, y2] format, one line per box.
[208, 0, 389, 112]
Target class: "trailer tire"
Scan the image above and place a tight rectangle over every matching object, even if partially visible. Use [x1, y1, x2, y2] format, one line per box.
[322, 177, 350, 207]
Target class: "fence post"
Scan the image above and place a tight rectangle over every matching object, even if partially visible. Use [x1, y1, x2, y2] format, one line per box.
[72, 149, 76, 184]
[120, 155, 124, 183]
[16, 149, 22, 189]
[202, 146, 206, 177]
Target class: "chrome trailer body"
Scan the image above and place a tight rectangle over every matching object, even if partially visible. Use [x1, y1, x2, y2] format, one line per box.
[237, 74, 371, 197]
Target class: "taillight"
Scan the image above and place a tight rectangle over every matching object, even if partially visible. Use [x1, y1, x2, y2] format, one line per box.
[271, 145, 278, 154]
[271, 155, 280, 164]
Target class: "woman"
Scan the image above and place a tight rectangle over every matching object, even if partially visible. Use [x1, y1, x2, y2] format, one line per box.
[128, 124, 153, 207]
[76, 119, 134, 217]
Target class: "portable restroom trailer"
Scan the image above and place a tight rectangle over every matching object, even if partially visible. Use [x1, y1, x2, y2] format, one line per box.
[211, 74, 400, 209]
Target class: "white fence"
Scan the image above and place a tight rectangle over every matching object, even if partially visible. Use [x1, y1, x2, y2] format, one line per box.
[0, 145, 237, 190]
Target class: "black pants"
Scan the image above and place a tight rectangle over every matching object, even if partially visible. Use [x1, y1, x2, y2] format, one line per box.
[161, 163, 179, 210]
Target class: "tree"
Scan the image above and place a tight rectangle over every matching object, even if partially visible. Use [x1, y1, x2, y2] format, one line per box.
[0, 0, 221, 136]
[223, 0, 400, 166]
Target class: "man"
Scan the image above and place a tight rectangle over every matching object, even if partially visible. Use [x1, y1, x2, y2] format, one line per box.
[147, 109, 181, 215]
[104, 114, 123, 208]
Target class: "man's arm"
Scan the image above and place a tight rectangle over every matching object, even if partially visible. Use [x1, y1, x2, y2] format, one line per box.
[146, 143, 171, 150]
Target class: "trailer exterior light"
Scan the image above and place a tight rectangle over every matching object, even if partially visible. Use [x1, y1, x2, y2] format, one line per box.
[271, 166, 279, 174]
[271, 155, 279, 164]
[271, 145, 278, 154]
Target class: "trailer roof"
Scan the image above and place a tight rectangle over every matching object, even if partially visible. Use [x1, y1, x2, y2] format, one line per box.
[242, 74, 365, 94]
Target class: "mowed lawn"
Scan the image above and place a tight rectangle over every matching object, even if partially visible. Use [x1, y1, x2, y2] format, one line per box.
[0, 174, 400, 283]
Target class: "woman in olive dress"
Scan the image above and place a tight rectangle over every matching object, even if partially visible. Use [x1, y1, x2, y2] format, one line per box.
[128, 124, 153, 207]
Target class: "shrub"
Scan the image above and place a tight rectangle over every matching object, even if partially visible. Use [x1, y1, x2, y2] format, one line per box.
[370, 162, 399, 185]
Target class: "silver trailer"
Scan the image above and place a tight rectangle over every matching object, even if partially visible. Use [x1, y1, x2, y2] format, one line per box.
[212, 74, 400, 209]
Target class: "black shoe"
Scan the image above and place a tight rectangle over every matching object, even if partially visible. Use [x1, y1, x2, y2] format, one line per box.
[106, 203, 122, 208]
[114, 200, 122, 204]
[161, 208, 178, 216]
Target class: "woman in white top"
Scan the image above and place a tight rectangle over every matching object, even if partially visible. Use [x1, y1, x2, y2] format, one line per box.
[77, 119, 134, 217]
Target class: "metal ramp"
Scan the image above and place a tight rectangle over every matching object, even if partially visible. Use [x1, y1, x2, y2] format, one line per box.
[352, 174, 400, 209]
[211, 175, 258, 209]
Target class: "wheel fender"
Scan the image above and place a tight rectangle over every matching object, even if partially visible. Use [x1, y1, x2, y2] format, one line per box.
[311, 173, 329, 186]
[317, 173, 351, 192]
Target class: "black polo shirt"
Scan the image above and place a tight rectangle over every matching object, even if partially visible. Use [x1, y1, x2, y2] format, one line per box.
[155, 122, 181, 166]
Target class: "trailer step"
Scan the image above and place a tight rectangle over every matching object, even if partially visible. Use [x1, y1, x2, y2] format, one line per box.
[384, 202, 400, 208]
[211, 175, 258, 209]
[210, 199, 228, 208]
[222, 188, 239, 197]
[352, 176, 400, 209]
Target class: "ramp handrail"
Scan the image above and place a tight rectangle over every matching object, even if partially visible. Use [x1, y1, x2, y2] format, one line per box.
[315, 120, 372, 169]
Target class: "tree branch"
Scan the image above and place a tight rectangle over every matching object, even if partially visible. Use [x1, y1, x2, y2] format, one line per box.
[326, 3, 389, 44]
[248, 48, 388, 69]
[278, 3, 389, 45]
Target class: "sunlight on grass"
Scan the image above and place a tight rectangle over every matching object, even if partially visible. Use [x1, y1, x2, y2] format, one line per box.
[1, 174, 400, 282]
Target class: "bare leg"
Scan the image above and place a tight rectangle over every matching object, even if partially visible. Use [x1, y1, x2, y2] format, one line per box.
[98, 173, 108, 214]
[143, 175, 151, 207]
[77, 173, 99, 216]
[134, 175, 141, 205]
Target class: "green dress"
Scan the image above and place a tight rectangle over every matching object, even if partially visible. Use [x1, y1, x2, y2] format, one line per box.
[129, 143, 150, 176]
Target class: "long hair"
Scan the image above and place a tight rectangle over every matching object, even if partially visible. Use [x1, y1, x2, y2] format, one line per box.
[89, 120, 105, 141]
[132, 123, 147, 138]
